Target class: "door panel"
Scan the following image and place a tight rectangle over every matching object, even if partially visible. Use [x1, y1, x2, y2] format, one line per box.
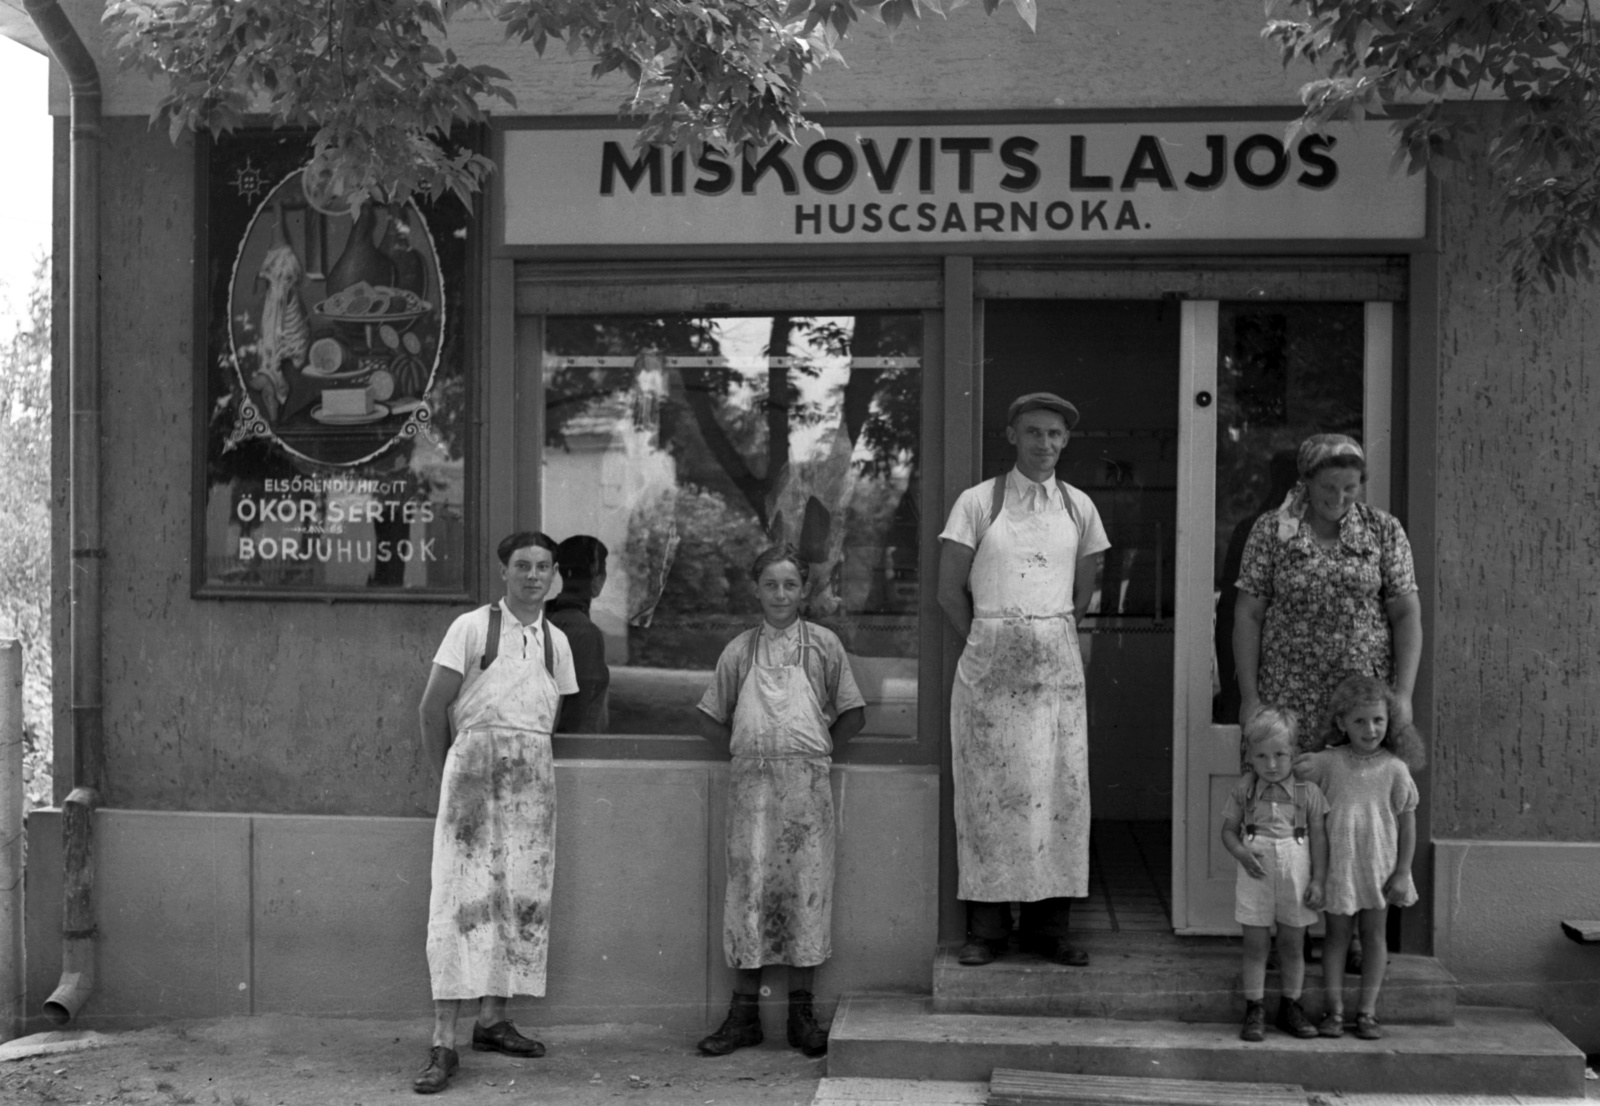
[1175, 300, 1384, 933]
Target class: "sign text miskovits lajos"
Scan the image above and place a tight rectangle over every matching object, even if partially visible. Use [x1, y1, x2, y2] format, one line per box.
[501, 123, 1425, 247]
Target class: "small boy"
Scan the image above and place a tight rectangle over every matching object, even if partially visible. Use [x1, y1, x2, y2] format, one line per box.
[1221, 707, 1329, 1041]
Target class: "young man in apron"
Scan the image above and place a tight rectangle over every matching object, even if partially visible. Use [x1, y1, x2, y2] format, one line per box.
[936, 393, 1110, 968]
[413, 531, 579, 1093]
[695, 545, 867, 1058]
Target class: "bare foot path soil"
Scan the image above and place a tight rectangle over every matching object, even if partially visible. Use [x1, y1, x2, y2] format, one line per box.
[0, 1016, 823, 1106]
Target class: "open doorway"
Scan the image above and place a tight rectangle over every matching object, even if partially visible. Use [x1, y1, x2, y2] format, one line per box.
[980, 299, 1180, 932]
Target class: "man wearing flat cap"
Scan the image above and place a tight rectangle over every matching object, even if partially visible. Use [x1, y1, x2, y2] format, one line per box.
[936, 392, 1110, 967]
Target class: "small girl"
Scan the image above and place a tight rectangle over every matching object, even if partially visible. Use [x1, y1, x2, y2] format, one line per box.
[1221, 708, 1328, 1042]
[1298, 674, 1425, 1040]
[694, 545, 867, 1058]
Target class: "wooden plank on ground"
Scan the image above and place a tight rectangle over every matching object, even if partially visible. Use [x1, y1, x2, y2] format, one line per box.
[987, 1068, 1305, 1106]
[1560, 919, 1600, 944]
[813, 1077, 989, 1105]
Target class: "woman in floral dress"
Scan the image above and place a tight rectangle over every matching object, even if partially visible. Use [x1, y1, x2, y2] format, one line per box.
[1232, 434, 1422, 747]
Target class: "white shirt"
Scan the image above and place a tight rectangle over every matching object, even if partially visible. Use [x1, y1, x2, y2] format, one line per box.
[432, 600, 580, 731]
[939, 468, 1109, 553]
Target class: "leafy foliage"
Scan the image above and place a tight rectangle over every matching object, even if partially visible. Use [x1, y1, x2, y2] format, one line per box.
[1267, 0, 1600, 291]
[104, 0, 511, 210]
[104, 0, 1034, 210]
[0, 260, 55, 808]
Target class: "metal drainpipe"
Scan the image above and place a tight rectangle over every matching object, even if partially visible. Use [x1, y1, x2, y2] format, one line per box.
[24, 0, 103, 1027]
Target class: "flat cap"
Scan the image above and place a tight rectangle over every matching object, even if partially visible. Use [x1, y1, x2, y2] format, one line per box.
[1007, 391, 1080, 429]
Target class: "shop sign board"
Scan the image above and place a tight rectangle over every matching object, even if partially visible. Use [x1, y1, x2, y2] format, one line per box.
[502, 121, 1425, 247]
[196, 132, 473, 599]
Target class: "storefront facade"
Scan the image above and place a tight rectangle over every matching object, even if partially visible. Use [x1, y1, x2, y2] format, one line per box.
[19, 0, 1600, 1052]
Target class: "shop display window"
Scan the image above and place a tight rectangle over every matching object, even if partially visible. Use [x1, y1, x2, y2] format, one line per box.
[541, 312, 922, 738]
[195, 131, 473, 599]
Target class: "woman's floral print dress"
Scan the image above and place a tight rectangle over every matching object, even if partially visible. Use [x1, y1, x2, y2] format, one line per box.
[1236, 502, 1417, 746]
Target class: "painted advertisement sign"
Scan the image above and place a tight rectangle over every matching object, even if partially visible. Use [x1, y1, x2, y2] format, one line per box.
[502, 121, 1425, 247]
[197, 132, 472, 598]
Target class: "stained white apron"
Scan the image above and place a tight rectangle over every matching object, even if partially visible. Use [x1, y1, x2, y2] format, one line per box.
[723, 622, 836, 969]
[426, 623, 560, 999]
[951, 497, 1090, 902]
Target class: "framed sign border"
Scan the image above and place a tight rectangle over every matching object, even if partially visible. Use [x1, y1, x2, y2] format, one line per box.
[190, 128, 483, 603]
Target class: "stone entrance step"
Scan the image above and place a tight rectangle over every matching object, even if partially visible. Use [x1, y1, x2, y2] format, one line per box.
[932, 933, 1457, 1024]
[827, 995, 1586, 1097]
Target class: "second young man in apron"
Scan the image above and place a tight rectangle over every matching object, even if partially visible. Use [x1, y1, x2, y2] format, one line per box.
[413, 531, 580, 1093]
[936, 392, 1110, 968]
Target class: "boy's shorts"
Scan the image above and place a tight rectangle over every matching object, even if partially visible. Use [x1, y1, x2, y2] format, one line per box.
[1234, 833, 1317, 928]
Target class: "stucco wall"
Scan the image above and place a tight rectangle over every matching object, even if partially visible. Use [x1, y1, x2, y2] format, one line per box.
[23, 763, 939, 1034]
[1433, 840, 1600, 1053]
[75, 123, 457, 815]
[1430, 140, 1600, 840]
[53, 0, 1309, 119]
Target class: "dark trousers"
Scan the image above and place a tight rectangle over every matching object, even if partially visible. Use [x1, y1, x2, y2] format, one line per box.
[965, 898, 1073, 942]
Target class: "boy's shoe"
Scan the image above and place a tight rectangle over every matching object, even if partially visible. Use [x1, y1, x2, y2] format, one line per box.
[1318, 1011, 1346, 1038]
[697, 992, 762, 1056]
[1354, 1012, 1383, 1040]
[1240, 1000, 1266, 1042]
[1276, 996, 1318, 1039]
[786, 989, 828, 1057]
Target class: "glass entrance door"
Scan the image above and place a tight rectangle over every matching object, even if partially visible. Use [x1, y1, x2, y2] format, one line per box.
[1173, 300, 1392, 933]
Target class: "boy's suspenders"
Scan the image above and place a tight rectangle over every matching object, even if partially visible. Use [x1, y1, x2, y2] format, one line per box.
[1244, 777, 1310, 845]
[479, 605, 554, 676]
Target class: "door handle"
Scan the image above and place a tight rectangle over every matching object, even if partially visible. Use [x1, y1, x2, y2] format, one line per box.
[1195, 391, 1212, 407]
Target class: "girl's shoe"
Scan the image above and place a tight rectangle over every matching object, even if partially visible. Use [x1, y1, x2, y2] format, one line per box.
[1317, 1011, 1345, 1038]
[1240, 1000, 1266, 1042]
[1354, 1012, 1383, 1040]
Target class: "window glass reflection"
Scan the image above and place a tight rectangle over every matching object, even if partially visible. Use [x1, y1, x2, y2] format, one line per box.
[1212, 302, 1364, 724]
[542, 313, 922, 737]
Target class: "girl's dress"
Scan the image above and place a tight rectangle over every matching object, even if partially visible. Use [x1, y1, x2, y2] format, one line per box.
[1302, 745, 1419, 915]
[697, 619, 865, 969]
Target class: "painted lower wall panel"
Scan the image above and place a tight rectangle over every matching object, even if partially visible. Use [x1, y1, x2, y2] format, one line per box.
[251, 814, 435, 1017]
[24, 809, 255, 1027]
[22, 763, 938, 1035]
[1433, 839, 1600, 1053]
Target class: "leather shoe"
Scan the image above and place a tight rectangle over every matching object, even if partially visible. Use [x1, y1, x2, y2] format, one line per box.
[956, 938, 1004, 966]
[1020, 933, 1089, 966]
[412, 1046, 458, 1094]
[471, 1020, 545, 1057]
[787, 989, 829, 1057]
[698, 993, 762, 1056]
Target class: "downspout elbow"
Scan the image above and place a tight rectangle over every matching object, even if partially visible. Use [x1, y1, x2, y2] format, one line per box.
[22, 0, 101, 98]
[43, 952, 94, 1027]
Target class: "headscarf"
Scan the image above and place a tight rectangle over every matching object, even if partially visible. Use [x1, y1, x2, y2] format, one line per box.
[1275, 434, 1365, 540]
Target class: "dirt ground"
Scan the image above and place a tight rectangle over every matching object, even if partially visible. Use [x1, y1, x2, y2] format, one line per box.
[0, 1016, 824, 1106]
